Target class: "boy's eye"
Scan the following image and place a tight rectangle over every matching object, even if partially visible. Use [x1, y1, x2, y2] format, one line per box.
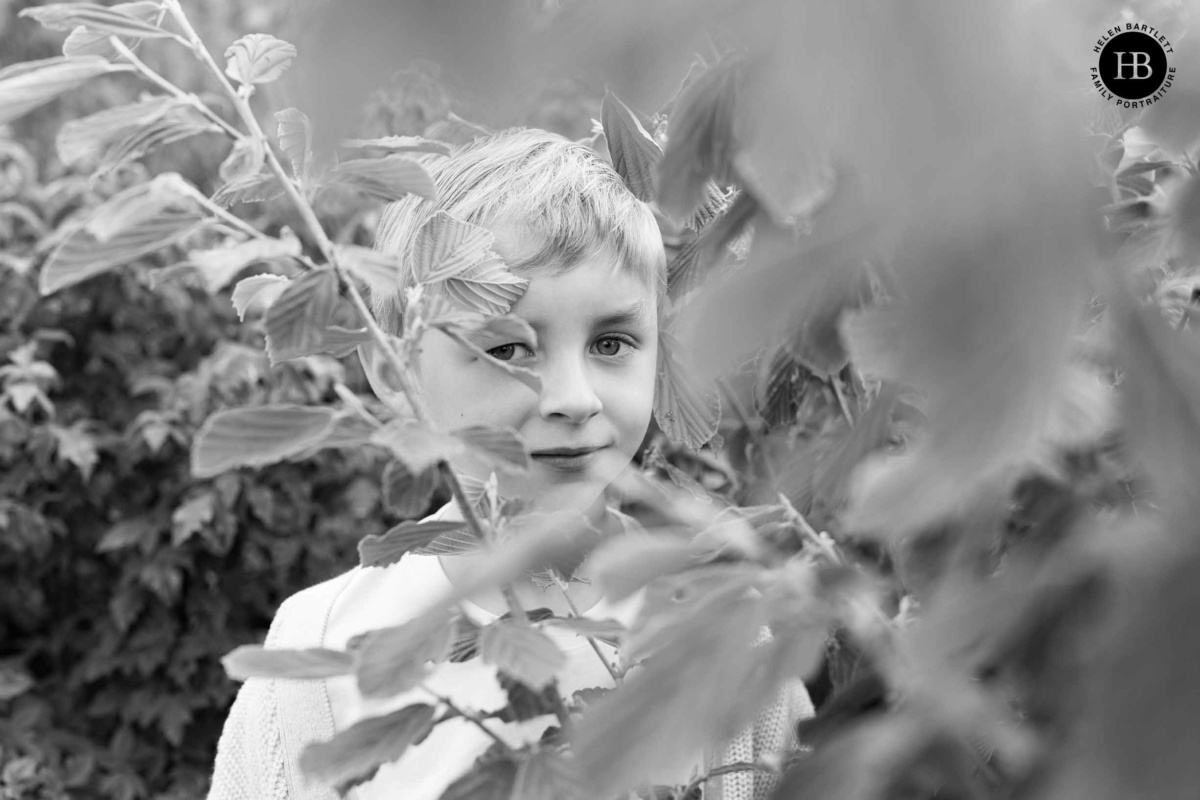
[486, 343, 527, 362]
[596, 337, 622, 357]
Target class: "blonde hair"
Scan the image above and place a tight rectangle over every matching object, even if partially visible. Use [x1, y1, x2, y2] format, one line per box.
[370, 128, 666, 334]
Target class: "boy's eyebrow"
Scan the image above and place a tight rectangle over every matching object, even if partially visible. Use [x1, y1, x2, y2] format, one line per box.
[588, 300, 654, 330]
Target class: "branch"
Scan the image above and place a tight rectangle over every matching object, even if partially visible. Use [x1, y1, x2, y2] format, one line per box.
[550, 571, 622, 685]
[423, 685, 517, 756]
[679, 760, 777, 800]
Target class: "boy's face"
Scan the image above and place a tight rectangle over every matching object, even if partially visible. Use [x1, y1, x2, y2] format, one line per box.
[415, 250, 659, 515]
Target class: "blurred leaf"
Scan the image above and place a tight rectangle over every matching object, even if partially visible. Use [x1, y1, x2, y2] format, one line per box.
[48, 420, 99, 481]
[435, 319, 542, 393]
[0, 56, 130, 125]
[1174, 174, 1200, 263]
[189, 235, 301, 294]
[221, 645, 354, 681]
[782, 259, 872, 378]
[358, 520, 468, 568]
[85, 173, 197, 242]
[479, 619, 566, 691]
[212, 171, 285, 207]
[231, 274, 291, 321]
[381, 458, 440, 517]
[40, 212, 209, 296]
[224, 33, 297, 86]
[513, 749, 581, 800]
[57, 96, 180, 166]
[667, 190, 757, 303]
[352, 610, 455, 697]
[340, 135, 451, 156]
[439, 757, 518, 800]
[60, 1, 161, 59]
[412, 211, 501, 284]
[20, 3, 170, 39]
[96, 517, 154, 553]
[264, 270, 338, 364]
[275, 108, 312, 180]
[335, 243, 401, 298]
[543, 617, 625, 643]
[218, 137, 265, 184]
[588, 535, 698, 602]
[412, 523, 484, 556]
[191, 405, 337, 478]
[330, 155, 436, 202]
[299, 703, 436, 793]
[453, 425, 529, 473]
[601, 91, 661, 202]
[654, 328, 720, 450]
[371, 421, 465, 475]
[171, 492, 214, 545]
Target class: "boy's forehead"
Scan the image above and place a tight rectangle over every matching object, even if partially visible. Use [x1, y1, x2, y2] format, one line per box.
[512, 261, 657, 327]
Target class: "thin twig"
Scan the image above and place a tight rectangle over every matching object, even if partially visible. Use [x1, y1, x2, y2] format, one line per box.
[829, 374, 854, 425]
[423, 685, 516, 755]
[550, 571, 622, 685]
[680, 760, 775, 800]
[777, 493, 842, 565]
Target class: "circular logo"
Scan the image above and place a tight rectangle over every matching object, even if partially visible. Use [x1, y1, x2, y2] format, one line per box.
[1090, 24, 1176, 108]
[1098, 32, 1167, 99]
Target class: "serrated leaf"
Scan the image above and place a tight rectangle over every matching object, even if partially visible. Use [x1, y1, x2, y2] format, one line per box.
[221, 645, 354, 681]
[335, 244, 401, 298]
[370, 422, 465, 474]
[340, 135, 450, 156]
[412, 525, 485, 556]
[440, 758, 519, 800]
[0, 56, 129, 126]
[61, 1, 161, 59]
[39, 212, 208, 296]
[189, 236, 301, 294]
[601, 91, 661, 203]
[191, 405, 336, 478]
[224, 33, 297, 86]
[588, 536, 699, 602]
[231, 274, 290, 320]
[275, 107, 312, 179]
[412, 211, 500, 284]
[264, 270, 338, 364]
[654, 329, 720, 450]
[299, 704, 436, 794]
[514, 750, 582, 800]
[381, 458, 440, 517]
[359, 519, 470, 568]
[444, 259, 529, 316]
[434, 319, 542, 393]
[21, 3, 171, 39]
[95, 114, 216, 177]
[667, 191, 757, 302]
[212, 172, 285, 207]
[218, 137, 265, 183]
[479, 619, 566, 690]
[85, 173, 196, 242]
[454, 425, 529, 473]
[352, 611, 456, 697]
[57, 96, 179, 165]
[330, 155, 436, 202]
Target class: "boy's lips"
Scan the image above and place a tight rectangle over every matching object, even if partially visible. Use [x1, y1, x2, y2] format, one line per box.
[530, 445, 607, 457]
[529, 445, 609, 473]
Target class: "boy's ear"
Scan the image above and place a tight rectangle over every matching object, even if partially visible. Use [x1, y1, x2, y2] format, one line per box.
[356, 341, 415, 417]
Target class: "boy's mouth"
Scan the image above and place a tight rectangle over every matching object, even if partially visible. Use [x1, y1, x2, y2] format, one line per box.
[529, 445, 608, 472]
[530, 445, 606, 457]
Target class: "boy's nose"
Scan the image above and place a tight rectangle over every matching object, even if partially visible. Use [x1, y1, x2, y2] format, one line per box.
[537, 358, 602, 423]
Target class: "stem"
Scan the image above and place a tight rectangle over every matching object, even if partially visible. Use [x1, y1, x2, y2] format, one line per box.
[550, 572, 622, 685]
[423, 686, 516, 756]
[777, 493, 842, 564]
[110, 37, 241, 140]
[830, 374, 854, 425]
[680, 761, 775, 800]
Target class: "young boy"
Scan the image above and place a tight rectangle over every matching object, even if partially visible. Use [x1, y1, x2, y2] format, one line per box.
[207, 129, 811, 800]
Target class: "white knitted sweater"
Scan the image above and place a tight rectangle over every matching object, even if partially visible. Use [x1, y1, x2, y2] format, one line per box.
[207, 514, 814, 800]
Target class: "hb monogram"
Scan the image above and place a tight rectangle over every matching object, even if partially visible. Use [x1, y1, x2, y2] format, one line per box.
[1113, 51, 1153, 79]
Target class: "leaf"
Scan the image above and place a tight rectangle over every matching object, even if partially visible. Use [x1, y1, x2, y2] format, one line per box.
[434, 319, 542, 393]
[352, 610, 456, 697]
[412, 211, 501, 284]
[601, 91, 662, 202]
[96, 115, 216, 177]
[189, 235, 301, 294]
[381, 458, 440, 517]
[20, 3, 171, 39]
[340, 135, 451, 156]
[212, 172, 285, 207]
[667, 190, 757, 303]
[275, 108, 312, 179]
[782, 258, 873, 378]
[40, 212, 209, 296]
[513, 749, 582, 800]
[85, 173, 196, 242]
[218, 137, 265, 183]
[221, 645, 354, 681]
[479, 619, 566, 691]
[358, 520, 469, 568]
[587, 535, 699, 602]
[453, 425, 529, 473]
[96, 517, 154, 553]
[654, 328, 720, 450]
[330, 155, 437, 202]
[335, 244, 401, 298]
[61, 1, 162, 59]
[224, 33, 297, 86]
[231, 274, 290, 320]
[264, 270, 338, 364]
[439, 757, 519, 800]
[0, 56, 129, 126]
[444, 259, 529, 317]
[171, 492, 214, 545]
[371, 422, 465, 475]
[57, 96, 179, 165]
[299, 704, 436, 793]
[190, 405, 336, 478]
[412, 525, 485, 556]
